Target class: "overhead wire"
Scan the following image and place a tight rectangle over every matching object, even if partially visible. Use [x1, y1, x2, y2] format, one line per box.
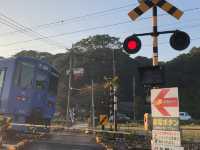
[116, 7, 200, 39]
[0, 12, 66, 49]
[1, 6, 198, 37]
[0, 5, 199, 55]
[0, 3, 136, 37]
[0, 4, 198, 39]
[0, 7, 199, 48]
[30, 3, 136, 29]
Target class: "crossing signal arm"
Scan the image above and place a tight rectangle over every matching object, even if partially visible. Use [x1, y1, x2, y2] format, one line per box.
[123, 30, 190, 54]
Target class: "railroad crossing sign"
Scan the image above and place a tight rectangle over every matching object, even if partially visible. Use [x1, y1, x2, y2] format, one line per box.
[99, 115, 108, 125]
[151, 87, 179, 117]
[128, 0, 183, 21]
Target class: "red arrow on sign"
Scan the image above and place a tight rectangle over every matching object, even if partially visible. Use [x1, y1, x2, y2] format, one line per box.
[153, 89, 178, 116]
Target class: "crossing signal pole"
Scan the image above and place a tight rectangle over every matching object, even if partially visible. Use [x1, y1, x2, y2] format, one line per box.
[124, 1, 189, 149]
[152, 6, 158, 66]
[91, 80, 95, 134]
[104, 76, 119, 131]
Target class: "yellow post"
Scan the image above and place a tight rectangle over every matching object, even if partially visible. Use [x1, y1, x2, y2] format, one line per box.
[144, 113, 149, 131]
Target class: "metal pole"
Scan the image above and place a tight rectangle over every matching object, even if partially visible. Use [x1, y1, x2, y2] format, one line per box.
[108, 82, 113, 130]
[66, 50, 73, 123]
[113, 86, 117, 131]
[112, 49, 116, 76]
[152, 6, 158, 66]
[133, 76, 136, 121]
[91, 80, 95, 133]
[112, 49, 117, 131]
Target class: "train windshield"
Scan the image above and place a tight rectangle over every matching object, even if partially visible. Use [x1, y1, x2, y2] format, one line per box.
[48, 74, 58, 96]
[14, 61, 34, 88]
[0, 69, 6, 95]
[36, 72, 47, 90]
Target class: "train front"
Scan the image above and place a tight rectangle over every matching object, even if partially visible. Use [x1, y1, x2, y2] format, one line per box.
[43, 67, 59, 126]
[9, 57, 59, 132]
[29, 61, 59, 132]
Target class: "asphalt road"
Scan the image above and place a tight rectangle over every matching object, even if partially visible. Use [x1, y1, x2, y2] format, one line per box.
[25, 133, 105, 150]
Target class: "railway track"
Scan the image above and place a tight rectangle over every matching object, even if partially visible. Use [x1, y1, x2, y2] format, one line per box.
[1, 122, 200, 150]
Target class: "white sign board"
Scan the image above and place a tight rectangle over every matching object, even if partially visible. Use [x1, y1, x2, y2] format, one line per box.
[152, 144, 184, 150]
[151, 87, 179, 117]
[152, 130, 181, 146]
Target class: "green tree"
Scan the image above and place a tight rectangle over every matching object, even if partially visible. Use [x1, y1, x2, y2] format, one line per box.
[73, 34, 122, 52]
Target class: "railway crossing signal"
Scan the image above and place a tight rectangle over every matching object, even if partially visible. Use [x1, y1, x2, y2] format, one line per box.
[170, 30, 190, 51]
[125, 1, 187, 149]
[123, 35, 141, 54]
[124, 0, 190, 66]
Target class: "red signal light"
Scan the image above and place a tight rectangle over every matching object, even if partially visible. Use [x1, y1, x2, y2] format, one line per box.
[128, 40, 137, 49]
[123, 35, 141, 54]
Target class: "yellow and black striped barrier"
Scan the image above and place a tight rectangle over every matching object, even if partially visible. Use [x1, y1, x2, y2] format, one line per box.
[0, 115, 12, 148]
[154, 0, 183, 19]
[3, 139, 29, 150]
[128, 0, 183, 21]
[128, 0, 154, 21]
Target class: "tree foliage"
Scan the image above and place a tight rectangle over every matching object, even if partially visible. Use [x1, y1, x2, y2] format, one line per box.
[14, 35, 200, 119]
[73, 34, 122, 52]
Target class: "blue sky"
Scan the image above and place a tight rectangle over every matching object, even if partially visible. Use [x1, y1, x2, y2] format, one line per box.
[0, 0, 199, 61]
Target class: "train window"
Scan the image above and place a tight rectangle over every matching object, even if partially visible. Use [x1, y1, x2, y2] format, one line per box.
[0, 69, 6, 92]
[14, 62, 34, 88]
[36, 72, 47, 90]
[48, 75, 58, 95]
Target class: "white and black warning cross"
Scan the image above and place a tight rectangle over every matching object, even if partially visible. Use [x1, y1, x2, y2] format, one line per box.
[129, 0, 183, 21]
[128, 0, 184, 66]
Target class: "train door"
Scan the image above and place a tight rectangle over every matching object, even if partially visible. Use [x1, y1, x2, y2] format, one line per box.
[31, 70, 48, 124]
[13, 61, 35, 124]
[44, 73, 59, 125]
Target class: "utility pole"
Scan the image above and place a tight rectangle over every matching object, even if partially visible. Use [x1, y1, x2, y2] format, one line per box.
[112, 49, 117, 131]
[113, 86, 117, 131]
[91, 80, 95, 134]
[112, 48, 116, 76]
[66, 49, 73, 124]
